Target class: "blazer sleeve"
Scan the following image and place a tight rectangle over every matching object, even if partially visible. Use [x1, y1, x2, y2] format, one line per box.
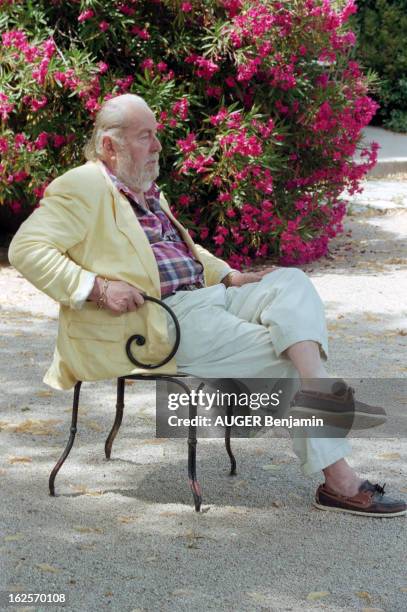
[193, 243, 235, 287]
[8, 172, 95, 309]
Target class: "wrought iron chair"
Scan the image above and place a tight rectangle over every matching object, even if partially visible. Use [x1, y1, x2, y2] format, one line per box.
[49, 295, 236, 512]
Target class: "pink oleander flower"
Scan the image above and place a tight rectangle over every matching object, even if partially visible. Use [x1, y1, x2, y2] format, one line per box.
[214, 234, 225, 245]
[192, 56, 220, 80]
[23, 44, 41, 62]
[222, 0, 243, 17]
[162, 69, 175, 82]
[226, 111, 242, 129]
[54, 71, 66, 84]
[43, 38, 56, 58]
[115, 75, 134, 92]
[312, 100, 337, 132]
[209, 107, 229, 126]
[9, 170, 29, 183]
[172, 98, 189, 120]
[78, 9, 94, 23]
[181, 2, 193, 12]
[0, 138, 8, 153]
[130, 26, 150, 40]
[32, 58, 50, 86]
[118, 4, 135, 16]
[99, 21, 109, 32]
[316, 73, 329, 88]
[237, 57, 261, 82]
[53, 134, 66, 148]
[14, 133, 27, 149]
[140, 58, 154, 71]
[85, 98, 100, 113]
[33, 183, 48, 199]
[206, 86, 222, 98]
[0, 93, 14, 120]
[340, 0, 357, 23]
[31, 96, 48, 112]
[179, 194, 191, 206]
[194, 155, 215, 173]
[34, 132, 49, 150]
[98, 61, 109, 74]
[275, 100, 289, 114]
[2, 30, 27, 49]
[9, 201, 22, 214]
[176, 133, 197, 154]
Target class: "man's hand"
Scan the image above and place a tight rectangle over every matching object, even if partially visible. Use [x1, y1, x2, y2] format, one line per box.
[88, 277, 145, 314]
[225, 267, 279, 288]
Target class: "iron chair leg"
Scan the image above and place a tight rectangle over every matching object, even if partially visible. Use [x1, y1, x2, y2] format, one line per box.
[158, 376, 202, 512]
[188, 396, 202, 512]
[225, 402, 237, 476]
[161, 377, 203, 512]
[105, 377, 125, 459]
[49, 381, 82, 496]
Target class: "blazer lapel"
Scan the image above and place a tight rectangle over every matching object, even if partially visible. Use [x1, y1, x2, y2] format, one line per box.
[95, 161, 161, 291]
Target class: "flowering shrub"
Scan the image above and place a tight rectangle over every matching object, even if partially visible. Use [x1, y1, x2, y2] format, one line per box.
[0, 0, 378, 265]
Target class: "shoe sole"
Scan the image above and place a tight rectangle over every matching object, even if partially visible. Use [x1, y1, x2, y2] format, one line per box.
[313, 500, 407, 517]
[290, 406, 386, 429]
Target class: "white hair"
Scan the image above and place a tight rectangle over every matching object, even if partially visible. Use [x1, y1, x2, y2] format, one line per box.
[83, 94, 151, 161]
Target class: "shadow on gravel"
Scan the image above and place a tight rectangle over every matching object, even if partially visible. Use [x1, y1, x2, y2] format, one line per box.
[302, 210, 407, 278]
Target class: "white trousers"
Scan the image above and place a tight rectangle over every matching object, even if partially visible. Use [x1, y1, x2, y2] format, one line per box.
[164, 268, 352, 477]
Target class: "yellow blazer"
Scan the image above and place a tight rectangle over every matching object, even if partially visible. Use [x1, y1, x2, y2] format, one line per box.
[8, 160, 233, 390]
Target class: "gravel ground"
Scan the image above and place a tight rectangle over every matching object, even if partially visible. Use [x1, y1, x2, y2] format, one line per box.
[0, 178, 406, 612]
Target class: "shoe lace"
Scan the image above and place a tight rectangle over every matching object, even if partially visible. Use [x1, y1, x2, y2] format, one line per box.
[374, 482, 386, 496]
[332, 382, 355, 398]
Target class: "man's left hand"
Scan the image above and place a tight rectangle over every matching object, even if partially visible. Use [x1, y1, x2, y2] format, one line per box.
[226, 267, 279, 287]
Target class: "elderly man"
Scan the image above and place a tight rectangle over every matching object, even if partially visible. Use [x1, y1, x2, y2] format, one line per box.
[8, 94, 406, 517]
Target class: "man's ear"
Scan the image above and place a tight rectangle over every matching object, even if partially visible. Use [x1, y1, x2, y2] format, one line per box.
[102, 135, 117, 159]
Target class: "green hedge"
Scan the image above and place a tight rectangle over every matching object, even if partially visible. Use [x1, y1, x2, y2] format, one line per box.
[354, 0, 407, 132]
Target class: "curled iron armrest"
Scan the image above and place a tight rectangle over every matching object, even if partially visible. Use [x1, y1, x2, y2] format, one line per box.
[125, 295, 181, 369]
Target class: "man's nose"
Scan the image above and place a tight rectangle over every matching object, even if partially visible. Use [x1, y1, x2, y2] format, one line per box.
[151, 135, 162, 153]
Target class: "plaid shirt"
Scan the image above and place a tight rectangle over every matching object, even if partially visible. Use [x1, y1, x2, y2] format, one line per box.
[106, 167, 204, 297]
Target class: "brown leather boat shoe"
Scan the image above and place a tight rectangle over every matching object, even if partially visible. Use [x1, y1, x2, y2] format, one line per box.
[290, 380, 387, 430]
[313, 480, 407, 517]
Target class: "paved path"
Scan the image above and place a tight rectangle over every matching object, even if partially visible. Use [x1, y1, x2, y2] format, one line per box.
[0, 178, 406, 612]
[356, 127, 407, 177]
[343, 179, 407, 211]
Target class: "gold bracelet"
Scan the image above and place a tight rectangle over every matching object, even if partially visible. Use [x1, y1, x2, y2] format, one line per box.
[96, 278, 109, 310]
[222, 271, 235, 288]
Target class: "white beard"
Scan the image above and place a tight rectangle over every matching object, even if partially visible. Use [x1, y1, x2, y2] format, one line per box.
[116, 151, 159, 193]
